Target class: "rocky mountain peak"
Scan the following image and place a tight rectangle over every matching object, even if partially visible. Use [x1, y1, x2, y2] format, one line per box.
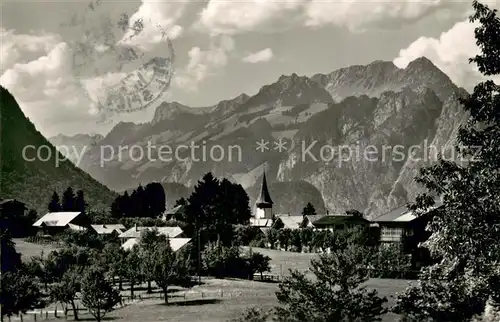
[248, 73, 333, 107]
[151, 101, 197, 125]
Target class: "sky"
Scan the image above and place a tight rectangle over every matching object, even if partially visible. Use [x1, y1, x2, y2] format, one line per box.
[1, 0, 499, 137]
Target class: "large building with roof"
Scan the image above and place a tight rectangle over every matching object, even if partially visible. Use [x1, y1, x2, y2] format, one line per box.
[371, 201, 442, 243]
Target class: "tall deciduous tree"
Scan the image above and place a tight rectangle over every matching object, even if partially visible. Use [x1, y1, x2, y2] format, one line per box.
[137, 229, 165, 293]
[1, 270, 42, 321]
[81, 266, 120, 322]
[124, 247, 143, 299]
[151, 241, 192, 304]
[49, 268, 81, 320]
[394, 1, 500, 320]
[275, 244, 387, 322]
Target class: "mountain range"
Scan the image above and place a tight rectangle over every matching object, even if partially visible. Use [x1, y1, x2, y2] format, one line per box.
[49, 57, 469, 218]
[0, 86, 117, 214]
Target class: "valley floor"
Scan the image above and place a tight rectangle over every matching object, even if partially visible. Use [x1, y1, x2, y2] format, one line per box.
[14, 240, 412, 322]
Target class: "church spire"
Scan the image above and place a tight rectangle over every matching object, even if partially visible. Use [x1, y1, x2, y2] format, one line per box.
[256, 170, 273, 207]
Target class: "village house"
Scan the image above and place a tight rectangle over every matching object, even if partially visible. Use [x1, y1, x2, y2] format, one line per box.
[90, 224, 126, 235]
[161, 204, 185, 221]
[371, 201, 443, 267]
[0, 199, 32, 236]
[273, 214, 304, 229]
[371, 202, 442, 244]
[301, 214, 326, 228]
[0, 199, 27, 218]
[118, 225, 190, 252]
[310, 214, 370, 231]
[32, 212, 91, 235]
[121, 237, 192, 252]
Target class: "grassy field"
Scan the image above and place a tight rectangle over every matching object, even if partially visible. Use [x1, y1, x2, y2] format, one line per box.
[13, 238, 59, 259]
[14, 241, 411, 321]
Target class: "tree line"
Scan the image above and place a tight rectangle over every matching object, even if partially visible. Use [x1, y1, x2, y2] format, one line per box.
[48, 187, 87, 213]
[110, 182, 166, 218]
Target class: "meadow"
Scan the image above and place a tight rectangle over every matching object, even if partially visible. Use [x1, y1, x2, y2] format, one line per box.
[14, 240, 411, 321]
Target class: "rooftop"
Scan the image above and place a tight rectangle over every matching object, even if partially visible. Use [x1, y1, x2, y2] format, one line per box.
[118, 226, 184, 239]
[121, 237, 191, 251]
[33, 212, 82, 227]
[91, 224, 126, 234]
[256, 171, 273, 206]
[312, 214, 368, 226]
[372, 200, 443, 223]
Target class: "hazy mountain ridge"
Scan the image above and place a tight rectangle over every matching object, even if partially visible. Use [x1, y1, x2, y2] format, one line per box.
[50, 57, 468, 217]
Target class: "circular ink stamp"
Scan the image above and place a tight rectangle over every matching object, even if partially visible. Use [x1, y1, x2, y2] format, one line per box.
[62, 0, 175, 123]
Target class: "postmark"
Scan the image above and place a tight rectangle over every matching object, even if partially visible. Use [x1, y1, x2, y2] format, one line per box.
[62, 0, 175, 123]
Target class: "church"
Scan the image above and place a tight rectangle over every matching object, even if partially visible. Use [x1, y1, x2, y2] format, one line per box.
[249, 170, 275, 227]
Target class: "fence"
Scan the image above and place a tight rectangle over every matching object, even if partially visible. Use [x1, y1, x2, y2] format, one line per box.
[23, 236, 63, 247]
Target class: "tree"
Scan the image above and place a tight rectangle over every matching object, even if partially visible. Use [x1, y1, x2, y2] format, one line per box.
[278, 228, 291, 251]
[290, 229, 302, 252]
[62, 187, 75, 211]
[48, 191, 61, 212]
[1, 270, 42, 321]
[394, 1, 500, 319]
[300, 228, 314, 252]
[265, 228, 278, 249]
[183, 173, 252, 247]
[81, 266, 120, 322]
[345, 209, 363, 218]
[245, 250, 271, 280]
[230, 307, 271, 322]
[1, 230, 22, 273]
[144, 182, 166, 218]
[151, 241, 192, 304]
[137, 229, 166, 293]
[124, 248, 143, 298]
[302, 202, 316, 217]
[49, 268, 81, 320]
[74, 190, 87, 213]
[275, 244, 387, 322]
[100, 242, 127, 290]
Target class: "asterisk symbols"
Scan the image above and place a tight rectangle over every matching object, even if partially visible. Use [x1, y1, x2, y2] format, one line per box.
[256, 138, 289, 153]
[273, 138, 288, 153]
[256, 139, 270, 152]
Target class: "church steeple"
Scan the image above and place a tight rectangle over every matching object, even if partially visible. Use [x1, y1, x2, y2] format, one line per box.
[256, 170, 273, 208]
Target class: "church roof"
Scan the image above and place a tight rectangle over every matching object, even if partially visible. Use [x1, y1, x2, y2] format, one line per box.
[256, 171, 273, 205]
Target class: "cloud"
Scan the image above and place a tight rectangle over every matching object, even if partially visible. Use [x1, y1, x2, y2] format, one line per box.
[0, 30, 147, 136]
[174, 35, 235, 92]
[242, 48, 273, 63]
[0, 40, 100, 135]
[196, 0, 306, 35]
[394, 2, 500, 90]
[0, 28, 62, 73]
[118, 0, 188, 51]
[196, 0, 471, 35]
[305, 0, 462, 31]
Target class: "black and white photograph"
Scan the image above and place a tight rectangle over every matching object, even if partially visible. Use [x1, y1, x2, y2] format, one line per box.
[1, 0, 499, 321]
